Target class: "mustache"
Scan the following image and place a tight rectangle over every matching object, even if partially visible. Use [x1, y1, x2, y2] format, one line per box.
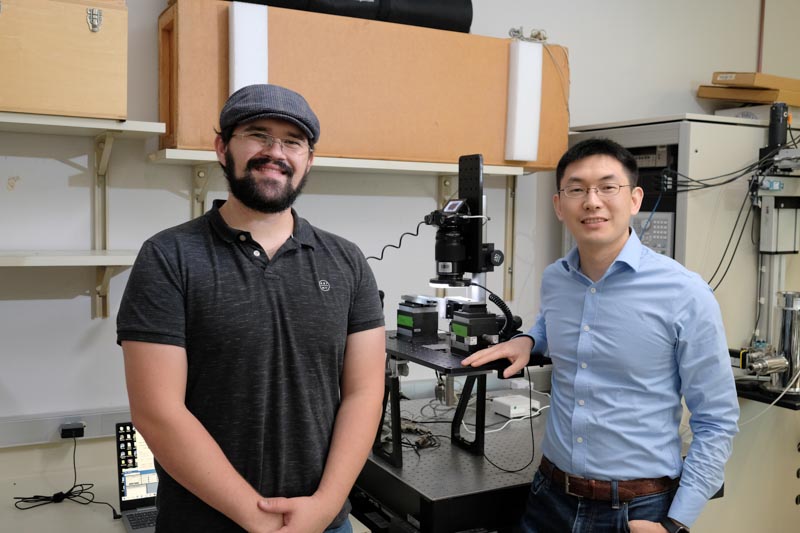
[246, 157, 293, 176]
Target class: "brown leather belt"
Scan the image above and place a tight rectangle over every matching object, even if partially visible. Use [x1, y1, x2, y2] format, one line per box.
[539, 456, 679, 502]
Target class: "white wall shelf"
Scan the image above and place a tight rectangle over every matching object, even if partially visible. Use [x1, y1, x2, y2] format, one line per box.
[0, 112, 165, 318]
[0, 250, 137, 267]
[0, 111, 165, 138]
[148, 148, 525, 176]
[149, 148, 524, 301]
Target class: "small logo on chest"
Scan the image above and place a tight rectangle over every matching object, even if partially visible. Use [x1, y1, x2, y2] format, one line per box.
[318, 280, 331, 292]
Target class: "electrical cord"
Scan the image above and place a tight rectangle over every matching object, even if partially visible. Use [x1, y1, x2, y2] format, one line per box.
[750, 252, 764, 345]
[638, 190, 663, 239]
[654, 149, 767, 293]
[738, 369, 800, 426]
[460, 406, 548, 435]
[667, 133, 800, 193]
[365, 220, 426, 262]
[709, 188, 754, 291]
[396, 370, 542, 473]
[481, 368, 538, 473]
[467, 281, 521, 340]
[13, 437, 121, 520]
[705, 186, 751, 285]
[665, 130, 796, 292]
[711, 208, 752, 292]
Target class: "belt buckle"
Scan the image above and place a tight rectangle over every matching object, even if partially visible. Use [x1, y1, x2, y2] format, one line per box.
[564, 474, 582, 498]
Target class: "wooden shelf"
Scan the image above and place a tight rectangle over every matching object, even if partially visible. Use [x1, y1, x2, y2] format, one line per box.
[148, 149, 525, 176]
[0, 112, 165, 138]
[0, 251, 137, 268]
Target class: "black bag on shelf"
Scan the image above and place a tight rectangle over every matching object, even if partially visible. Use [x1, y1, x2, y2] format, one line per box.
[379, 0, 472, 33]
[308, 0, 380, 19]
[237, 0, 311, 8]
[225, 0, 472, 33]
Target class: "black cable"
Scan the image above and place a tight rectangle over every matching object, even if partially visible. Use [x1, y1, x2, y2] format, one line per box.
[14, 437, 122, 520]
[482, 368, 537, 473]
[665, 134, 798, 194]
[751, 185, 761, 246]
[705, 187, 752, 287]
[711, 198, 753, 292]
[365, 220, 426, 262]
[751, 252, 764, 345]
[666, 137, 795, 292]
[396, 371, 541, 473]
[467, 281, 519, 340]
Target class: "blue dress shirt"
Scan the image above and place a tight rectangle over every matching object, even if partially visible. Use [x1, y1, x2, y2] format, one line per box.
[528, 230, 739, 527]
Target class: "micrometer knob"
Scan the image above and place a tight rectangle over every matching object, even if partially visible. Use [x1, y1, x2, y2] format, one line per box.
[490, 249, 504, 266]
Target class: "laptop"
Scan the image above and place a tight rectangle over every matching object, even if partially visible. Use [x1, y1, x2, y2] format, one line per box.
[115, 422, 159, 532]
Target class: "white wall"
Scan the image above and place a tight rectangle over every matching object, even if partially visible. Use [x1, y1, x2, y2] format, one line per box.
[472, 0, 760, 126]
[2, 0, 798, 529]
[763, 0, 800, 78]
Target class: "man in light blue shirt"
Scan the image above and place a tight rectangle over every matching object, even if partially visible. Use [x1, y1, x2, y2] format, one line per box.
[463, 138, 739, 533]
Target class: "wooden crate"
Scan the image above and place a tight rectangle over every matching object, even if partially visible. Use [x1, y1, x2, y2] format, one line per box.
[697, 85, 800, 107]
[0, 0, 127, 120]
[159, 0, 570, 170]
[711, 72, 800, 92]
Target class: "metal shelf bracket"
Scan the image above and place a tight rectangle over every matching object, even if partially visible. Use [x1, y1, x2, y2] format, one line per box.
[192, 164, 214, 218]
[94, 265, 117, 319]
[92, 132, 115, 319]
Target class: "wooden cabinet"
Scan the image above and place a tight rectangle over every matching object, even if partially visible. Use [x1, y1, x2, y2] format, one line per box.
[0, 0, 128, 119]
[158, 1, 570, 170]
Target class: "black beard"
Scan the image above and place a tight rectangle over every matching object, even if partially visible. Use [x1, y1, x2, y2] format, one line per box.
[222, 151, 308, 214]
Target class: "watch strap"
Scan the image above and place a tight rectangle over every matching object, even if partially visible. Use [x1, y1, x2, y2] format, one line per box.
[660, 517, 689, 533]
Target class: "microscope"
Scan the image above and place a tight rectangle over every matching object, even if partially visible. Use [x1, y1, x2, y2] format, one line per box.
[397, 154, 522, 356]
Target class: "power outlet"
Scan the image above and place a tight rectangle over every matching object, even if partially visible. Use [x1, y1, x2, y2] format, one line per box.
[60, 422, 85, 439]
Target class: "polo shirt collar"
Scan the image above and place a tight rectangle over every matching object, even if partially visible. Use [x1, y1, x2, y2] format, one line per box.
[208, 199, 315, 249]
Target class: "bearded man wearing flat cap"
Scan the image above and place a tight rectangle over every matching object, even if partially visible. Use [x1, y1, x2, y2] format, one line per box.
[117, 84, 386, 533]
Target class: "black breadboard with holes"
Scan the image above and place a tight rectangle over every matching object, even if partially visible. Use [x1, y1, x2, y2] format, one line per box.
[386, 331, 506, 375]
[355, 396, 546, 531]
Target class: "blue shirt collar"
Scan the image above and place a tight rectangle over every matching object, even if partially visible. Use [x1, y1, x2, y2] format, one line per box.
[560, 228, 643, 275]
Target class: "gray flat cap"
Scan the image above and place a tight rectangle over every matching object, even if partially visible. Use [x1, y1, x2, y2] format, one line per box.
[219, 84, 320, 144]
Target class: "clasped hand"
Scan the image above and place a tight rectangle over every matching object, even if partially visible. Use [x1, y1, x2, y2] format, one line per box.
[250, 494, 337, 533]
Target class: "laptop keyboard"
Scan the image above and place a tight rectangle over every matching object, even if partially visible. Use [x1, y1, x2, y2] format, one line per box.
[128, 509, 158, 529]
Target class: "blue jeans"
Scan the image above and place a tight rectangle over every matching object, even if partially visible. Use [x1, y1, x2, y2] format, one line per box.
[325, 519, 353, 533]
[519, 470, 677, 533]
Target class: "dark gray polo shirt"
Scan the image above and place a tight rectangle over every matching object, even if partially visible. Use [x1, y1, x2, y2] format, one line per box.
[117, 200, 384, 532]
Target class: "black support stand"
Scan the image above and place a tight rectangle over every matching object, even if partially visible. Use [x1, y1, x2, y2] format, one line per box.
[450, 374, 487, 455]
[373, 364, 403, 467]
[373, 332, 505, 468]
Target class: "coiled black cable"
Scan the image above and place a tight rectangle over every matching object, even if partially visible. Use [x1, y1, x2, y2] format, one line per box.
[366, 220, 426, 262]
[14, 437, 121, 520]
[468, 281, 521, 341]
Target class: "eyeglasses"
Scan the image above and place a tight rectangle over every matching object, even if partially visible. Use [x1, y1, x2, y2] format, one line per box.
[558, 183, 632, 198]
[232, 131, 312, 155]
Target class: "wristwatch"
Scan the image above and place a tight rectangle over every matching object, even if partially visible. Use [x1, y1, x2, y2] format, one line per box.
[660, 517, 690, 533]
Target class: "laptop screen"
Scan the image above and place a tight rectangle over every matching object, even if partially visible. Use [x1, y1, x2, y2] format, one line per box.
[115, 422, 158, 512]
